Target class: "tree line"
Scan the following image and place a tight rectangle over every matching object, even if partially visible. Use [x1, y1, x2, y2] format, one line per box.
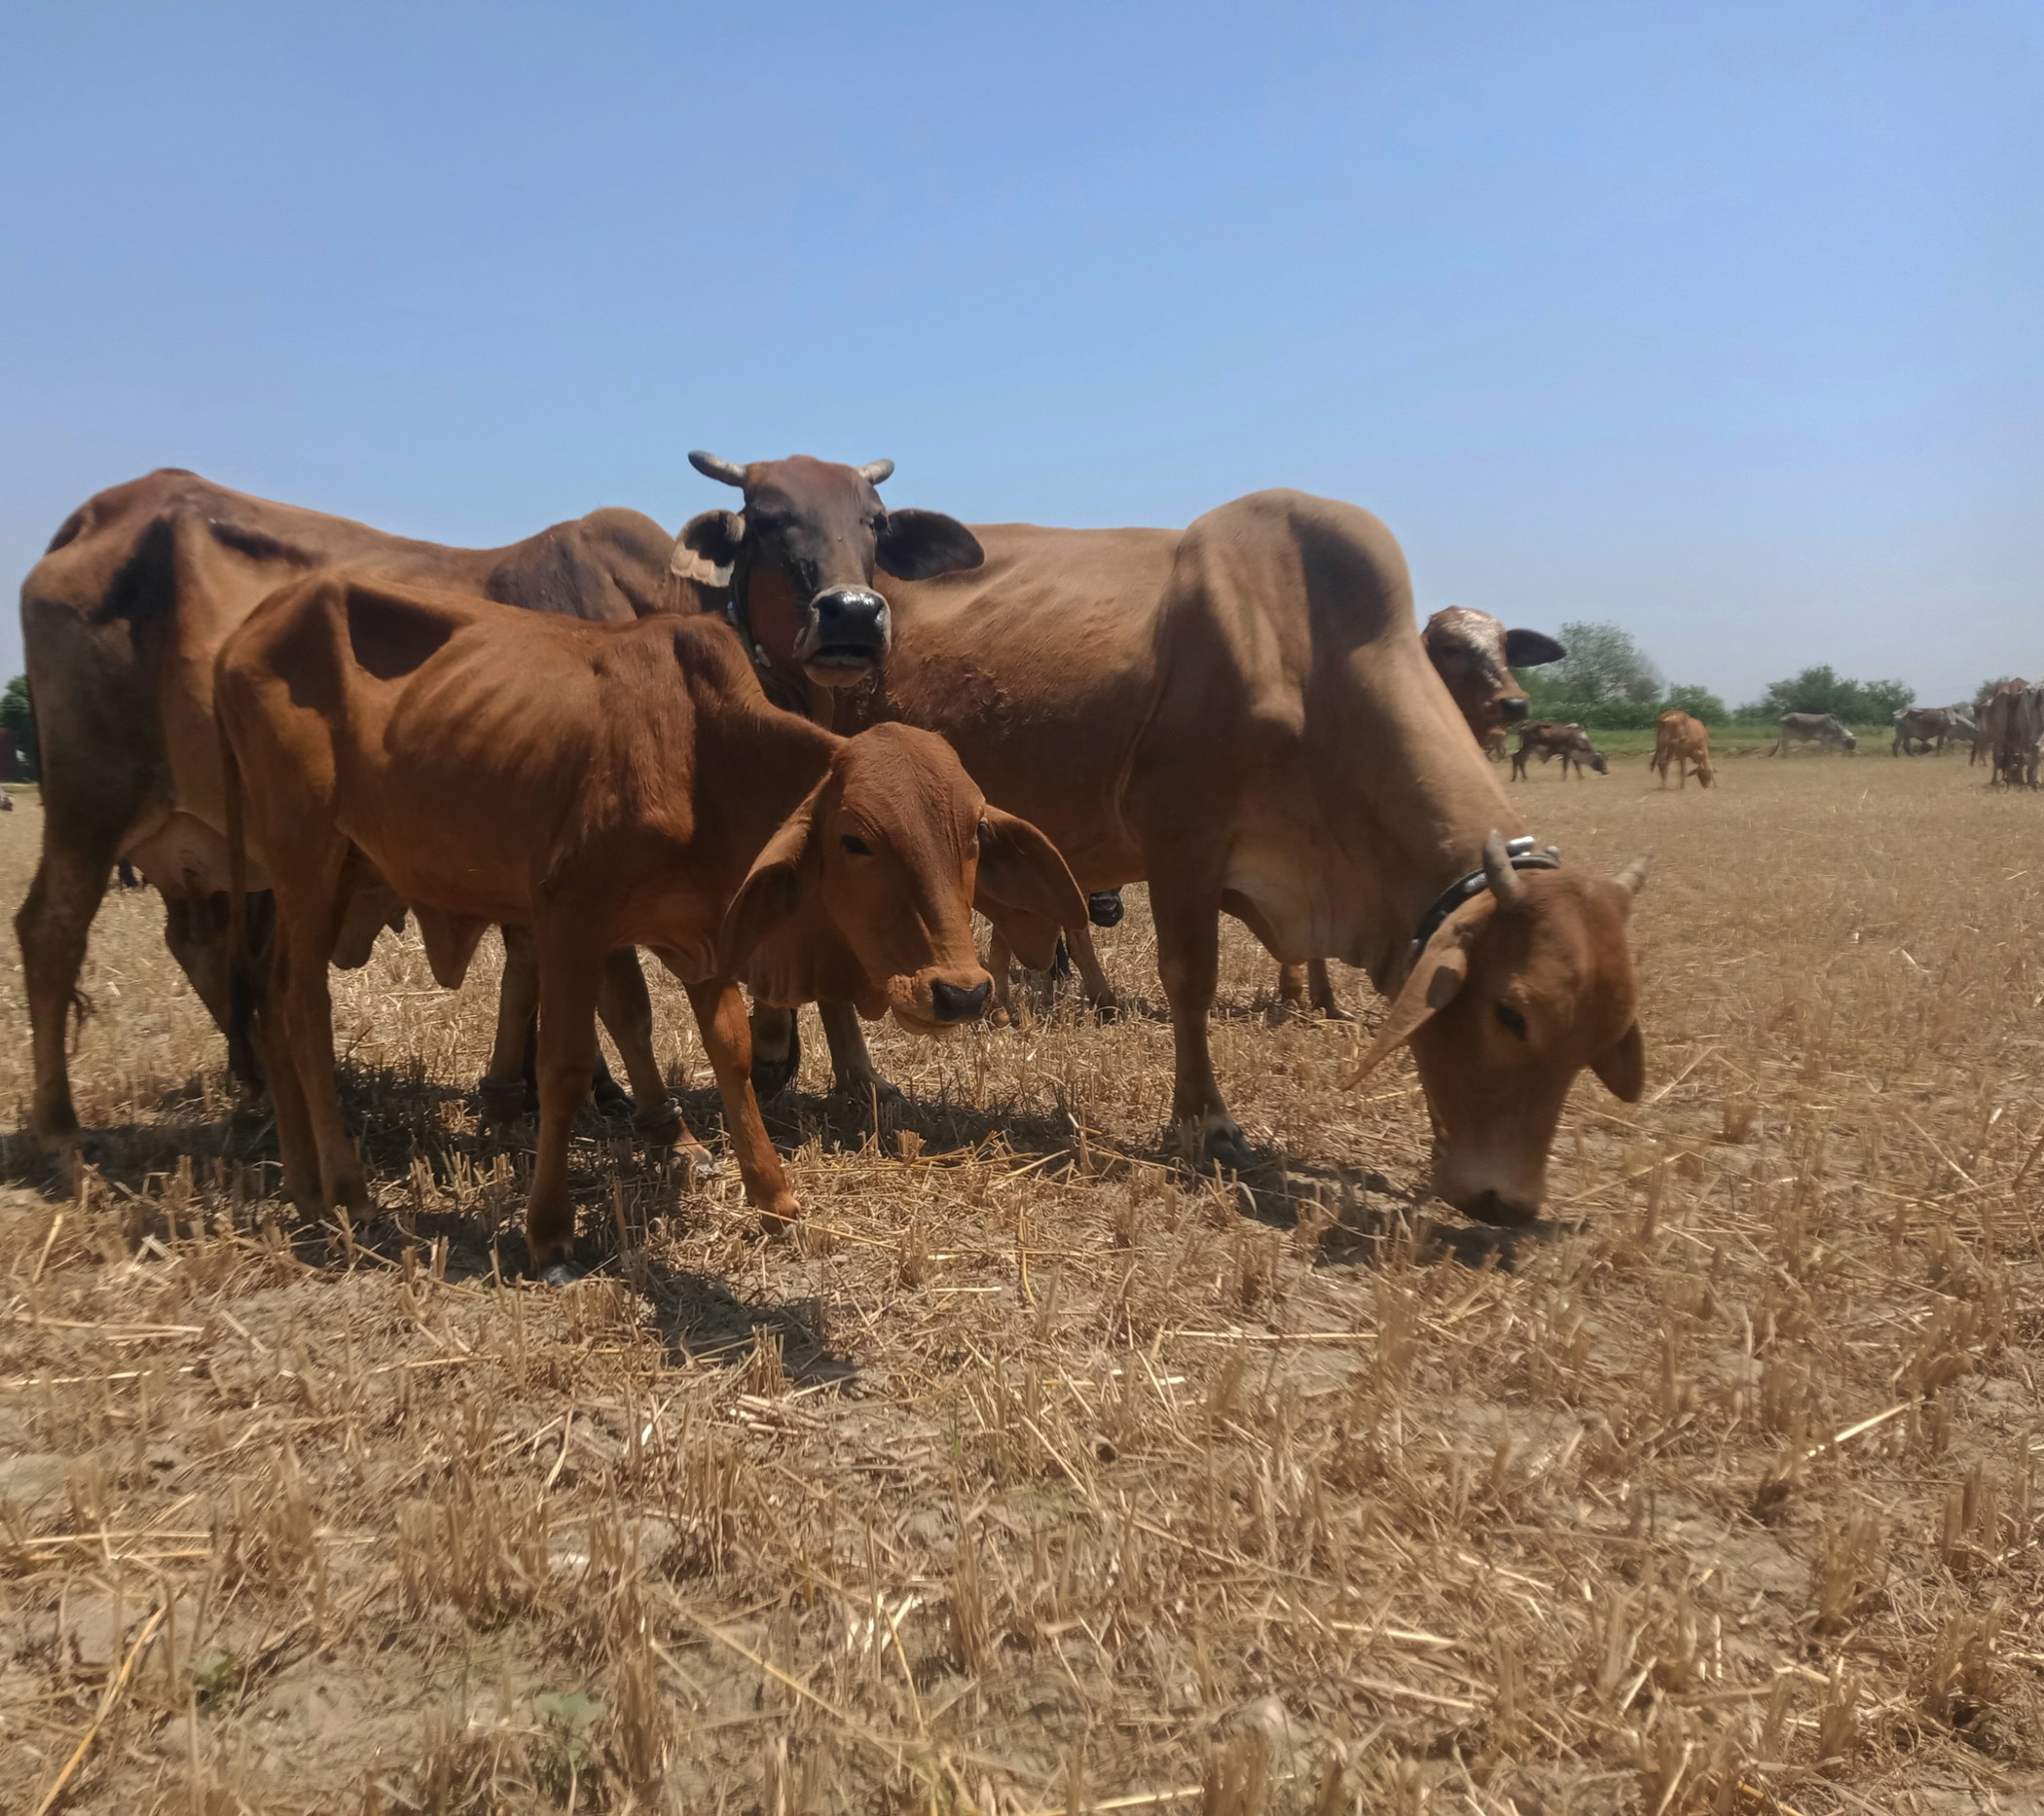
[1517, 625, 1938, 730]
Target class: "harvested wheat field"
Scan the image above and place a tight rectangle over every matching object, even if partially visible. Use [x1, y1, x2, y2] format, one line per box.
[2, 751, 2040, 1815]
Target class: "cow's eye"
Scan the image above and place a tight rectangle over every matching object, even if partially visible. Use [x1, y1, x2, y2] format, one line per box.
[1494, 1002, 1528, 1040]
[840, 834, 872, 857]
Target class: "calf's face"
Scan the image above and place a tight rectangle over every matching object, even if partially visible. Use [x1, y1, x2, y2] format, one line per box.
[1423, 608, 1566, 736]
[675, 454, 982, 689]
[1353, 836, 1647, 1227]
[720, 724, 1084, 1032]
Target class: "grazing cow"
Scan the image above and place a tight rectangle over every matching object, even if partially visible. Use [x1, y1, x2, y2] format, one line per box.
[1892, 707, 1957, 755]
[684, 479, 1649, 1217]
[1980, 681, 2042, 788]
[1768, 712, 1857, 755]
[0, 726, 24, 782]
[1511, 720, 1608, 781]
[16, 468, 693, 1154]
[1651, 710, 1715, 788]
[217, 577, 1083, 1279]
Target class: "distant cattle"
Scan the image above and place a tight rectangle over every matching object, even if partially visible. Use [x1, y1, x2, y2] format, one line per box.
[217, 575, 1083, 1278]
[1769, 713, 1857, 755]
[1651, 711, 1715, 789]
[1892, 707, 1965, 755]
[1511, 720, 1608, 781]
[1980, 681, 2042, 788]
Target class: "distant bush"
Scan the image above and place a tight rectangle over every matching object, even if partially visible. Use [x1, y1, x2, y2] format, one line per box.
[1736, 666, 1912, 723]
[1662, 683, 1727, 721]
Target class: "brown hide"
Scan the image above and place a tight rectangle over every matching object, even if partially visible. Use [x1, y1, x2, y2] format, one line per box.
[215, 577, 1078, 1270]
[1652, 710, 1715, 788]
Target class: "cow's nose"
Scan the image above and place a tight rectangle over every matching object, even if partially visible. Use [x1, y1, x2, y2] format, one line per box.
[808, 588, 890, 653]
[931, 979, 992, 1024]
[1500, 695, 1530, 723]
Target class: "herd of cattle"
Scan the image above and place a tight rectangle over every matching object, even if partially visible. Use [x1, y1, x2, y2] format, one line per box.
[0, 459, 2013, 1280]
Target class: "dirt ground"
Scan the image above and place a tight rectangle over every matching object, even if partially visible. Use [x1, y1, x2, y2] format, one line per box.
[2, 746, 2040, 1814]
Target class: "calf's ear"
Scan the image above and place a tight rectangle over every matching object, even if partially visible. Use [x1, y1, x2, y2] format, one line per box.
[1591, 1022, 1646, 1102]
[674, 509, 745, 585]
[718, 781, 822, 973]
[877, 510, 983, 581]
[1346, 903, 1488, 1085]
[973, 807, 1086, 930]
[1504, 629, 1566, 668]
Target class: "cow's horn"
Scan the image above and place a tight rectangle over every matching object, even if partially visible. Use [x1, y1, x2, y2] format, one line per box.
[1614, 854, 1651, 898]
[1482, 830, 1525, 906]
[857, 458, 894, 486]
[688, 451, 748, 489]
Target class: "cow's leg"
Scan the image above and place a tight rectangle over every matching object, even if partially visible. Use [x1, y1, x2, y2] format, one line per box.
[685, 978, 799, 1231]
[249, 921, 320, 1214]
[1150, 874, 1254, 1172]
[820, 1000, 902, 1104]
[987, 926, 1016, 1025]
[16, 815, 123, 1150]
[1061, 921, 1118, 1018]
[1306, 958, 1352, 1020]
[597, 948, 686, 1141]
[1276, 962, 1308, 1011]
[748, 1003, 802, 1100]
[525, 939, 604, 1281]
[481, 926, 541, 1125]
[273, 879, 372, 1222]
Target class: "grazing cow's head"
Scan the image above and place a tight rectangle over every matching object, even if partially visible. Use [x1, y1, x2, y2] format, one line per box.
[720, 722, 1083, 1032]
[1423, 608, 1566, 736]
[1354, 833, 1647, 1227]
[675, 454, 982, 689]
[1584, 748, 1609, 776]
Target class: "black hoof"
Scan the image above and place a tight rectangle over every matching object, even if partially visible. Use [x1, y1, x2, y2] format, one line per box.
[591, 1079, 636, 1117]
[478, 1076, 530, 1127]
[751, 1015, 801, 1101]
[1086, 890, 1125, 928]
[538, 1260, 585, 1287]
[632, 1095, 685, 1144]
[1199, 1125, 1259, 1176]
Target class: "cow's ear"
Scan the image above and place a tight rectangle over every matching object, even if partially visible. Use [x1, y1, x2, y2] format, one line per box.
[877, 510, 983, 581]
[717, 780, 821, 973]
[1346, 906, 1486, 1086]
[973, 806, 1086, 929]
[1591, 1022, 1646, 1102]
[675, 509, 745, 585]
[1505, 629, 1566, 668]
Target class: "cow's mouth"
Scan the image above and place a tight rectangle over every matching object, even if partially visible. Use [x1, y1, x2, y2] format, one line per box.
[803, 644, 883, 679]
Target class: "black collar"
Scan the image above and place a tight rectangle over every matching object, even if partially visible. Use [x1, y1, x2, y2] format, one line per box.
[1409, 835, 1560, 959]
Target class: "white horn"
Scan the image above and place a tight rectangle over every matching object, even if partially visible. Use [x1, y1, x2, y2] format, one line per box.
[1614, 854, 1652, 898]
[857, 458, 894, 486]
[1482, 830, 1525, 907]
[688, 451, 748, 489]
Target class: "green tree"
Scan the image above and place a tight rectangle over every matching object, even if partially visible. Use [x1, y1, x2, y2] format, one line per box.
[1661, 683, 1727, 721]
[1752, 666, 1912, 723]
[1525, 621, 1663, 707]
[1, 674, 31, 779]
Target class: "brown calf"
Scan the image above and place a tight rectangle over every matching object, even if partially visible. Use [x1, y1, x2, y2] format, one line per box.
[1511, 720, 1608, 781]
[1651, 710, 1715, 789]
[217, 576, 1082, 1278]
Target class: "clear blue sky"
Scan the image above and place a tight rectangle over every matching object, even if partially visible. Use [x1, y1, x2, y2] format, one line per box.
[5, 2, 2040, 706]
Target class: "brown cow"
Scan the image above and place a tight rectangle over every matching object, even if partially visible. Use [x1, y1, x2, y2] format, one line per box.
[1511, 720, 1608, 781]
[1980, 680, 2042, 788]
[17, 469, 702, 1154]
[1276, 606, 1566, 1019]
[216, 576, 1084, 1279]
[1651, 710, 1715, 788]
[682, 480, 1648, 1220]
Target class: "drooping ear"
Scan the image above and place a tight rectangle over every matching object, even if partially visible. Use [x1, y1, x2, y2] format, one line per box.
[1590, 1021, 1645, 1102]
[877, 509, 983, 581]
[673, 509, 745, 585]
[717, 780, 822, 973]
[1504, 629, 1566, 668]
[1346, 906, 1487, 1086]
[973, 806, 1087, 929]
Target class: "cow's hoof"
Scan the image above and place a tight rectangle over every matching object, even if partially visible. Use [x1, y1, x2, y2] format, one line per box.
[675, 1142, 722, 1188]
[478, 1076, 529, 1127]
[755, 1199, 800, 1239]
[632, 1094, 684, 1144]
[1086, 890, 1125, 928]
[1315, 1002, 1356, 1025]
[751, 1017, 801, 1101]
[592, 1077, 636, 1117]
[835, 1071, 904, 1107]
[1091, 995, 1119, 1025]
[1196, 1120, 1259, 1176]
[538, 1260, 586, 1288]
[1458, 1191, 1540, 1230]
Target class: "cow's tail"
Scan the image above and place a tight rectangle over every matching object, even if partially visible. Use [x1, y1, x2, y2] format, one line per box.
[219, 708, 266, 1095]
